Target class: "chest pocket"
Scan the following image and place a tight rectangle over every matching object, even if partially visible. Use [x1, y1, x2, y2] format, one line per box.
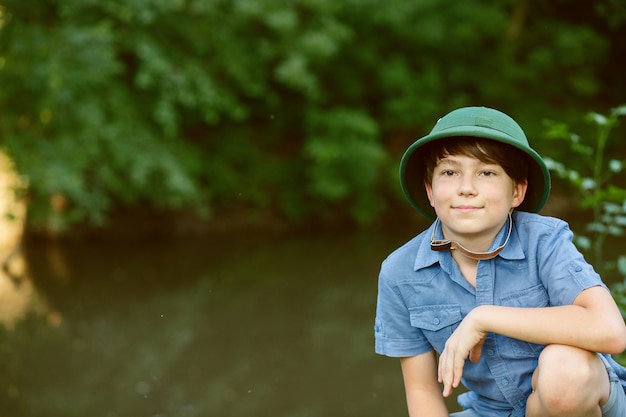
[409, 305, 462, 353]
[499, 284, 549, 357]
[499, 284, 549, 308]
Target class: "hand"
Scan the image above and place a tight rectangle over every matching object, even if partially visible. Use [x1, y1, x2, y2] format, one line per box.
[438, 308, 487, 397]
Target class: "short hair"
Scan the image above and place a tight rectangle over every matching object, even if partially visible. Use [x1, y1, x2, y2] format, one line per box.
[422, 137, 530, 185]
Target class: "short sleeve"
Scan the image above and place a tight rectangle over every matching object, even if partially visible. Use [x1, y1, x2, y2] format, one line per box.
[374, 268, 432, 357]
[537, 220, 606, 306]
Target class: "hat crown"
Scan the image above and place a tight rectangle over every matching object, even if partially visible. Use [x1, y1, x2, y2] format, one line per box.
[430, 107, 528, 146]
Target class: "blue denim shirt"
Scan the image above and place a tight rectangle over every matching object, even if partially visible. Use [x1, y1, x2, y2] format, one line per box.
[374, 211, 623, 417]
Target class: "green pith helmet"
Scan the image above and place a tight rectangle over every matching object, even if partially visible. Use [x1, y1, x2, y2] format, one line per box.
[399, 106, 551, 219]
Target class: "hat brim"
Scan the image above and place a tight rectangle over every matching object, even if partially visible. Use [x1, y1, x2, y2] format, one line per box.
[400, 126, 551, 220]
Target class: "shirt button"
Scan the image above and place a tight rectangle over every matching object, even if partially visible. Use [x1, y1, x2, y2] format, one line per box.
[501, 378, 510, 386]
[433, 318, 440, 325]
[487, 349, 495, 356]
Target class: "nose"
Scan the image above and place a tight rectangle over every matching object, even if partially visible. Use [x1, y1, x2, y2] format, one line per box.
[457, 174, 477, 196]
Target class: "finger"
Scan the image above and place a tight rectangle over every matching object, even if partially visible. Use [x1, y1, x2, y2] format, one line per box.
[438, 350, 451, 395]
[469, 340, 484, 363]
[441, 365, 454, 398]
[470, 337, 486, 363]
[437, 349, 447, 384]
[439, 349, 461, 398]
[441, 360, 463, 397]
[451, 353, 464, 391]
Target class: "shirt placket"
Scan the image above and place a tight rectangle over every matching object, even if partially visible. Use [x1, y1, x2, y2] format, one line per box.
[475, 259, 527, 417]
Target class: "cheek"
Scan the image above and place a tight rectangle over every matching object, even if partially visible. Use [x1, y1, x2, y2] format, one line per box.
[426, 186, 452, 209]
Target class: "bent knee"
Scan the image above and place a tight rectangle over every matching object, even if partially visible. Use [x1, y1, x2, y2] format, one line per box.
[531, 345, 609, 414]
[537, 345, 599, 381]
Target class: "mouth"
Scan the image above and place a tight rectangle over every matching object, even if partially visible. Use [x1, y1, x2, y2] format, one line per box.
[453, 205, 482, 213]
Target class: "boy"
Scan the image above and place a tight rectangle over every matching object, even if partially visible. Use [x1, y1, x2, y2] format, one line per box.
[374, 106, 626, 417]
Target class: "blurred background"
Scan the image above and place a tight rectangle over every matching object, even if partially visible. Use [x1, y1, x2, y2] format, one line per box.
[0, 0, 625, 415]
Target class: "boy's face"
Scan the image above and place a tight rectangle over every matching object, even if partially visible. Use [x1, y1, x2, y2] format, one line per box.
[425, 153, 527, 246]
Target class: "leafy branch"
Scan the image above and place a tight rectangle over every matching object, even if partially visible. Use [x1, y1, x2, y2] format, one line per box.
[543, 104, 626, 272]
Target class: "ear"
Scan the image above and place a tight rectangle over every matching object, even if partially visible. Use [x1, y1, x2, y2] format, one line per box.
[511, 179, 528, 209]
[425, 182, 434, 207]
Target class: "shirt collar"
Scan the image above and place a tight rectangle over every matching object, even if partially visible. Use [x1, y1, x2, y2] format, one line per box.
[414, 214, 525, 271]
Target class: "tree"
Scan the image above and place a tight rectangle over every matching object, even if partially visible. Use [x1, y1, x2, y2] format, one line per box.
[0, 0, 624, 233]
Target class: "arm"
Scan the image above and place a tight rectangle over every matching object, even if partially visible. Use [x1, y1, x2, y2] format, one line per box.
[474, 286, 626, 352]
[401, 350, 449, 417]
[438, 286, 626, 397]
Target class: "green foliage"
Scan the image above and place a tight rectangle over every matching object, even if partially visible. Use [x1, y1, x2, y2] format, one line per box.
[304, 108, 386, 223]
[543, 105, 626, 270]
[543, 105, 626, 346]
[0, 0, 624, 231]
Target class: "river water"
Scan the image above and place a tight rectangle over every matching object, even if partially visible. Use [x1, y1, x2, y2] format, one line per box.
[1, 227, 440, 416]
[1, 220, 622, 416]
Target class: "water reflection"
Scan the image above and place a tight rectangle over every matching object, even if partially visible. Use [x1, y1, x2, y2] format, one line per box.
[0, 149, 33, 329]
[0, 248, 64, 329]
[0, 266, 34, 328]
[3, 229, 452, 416]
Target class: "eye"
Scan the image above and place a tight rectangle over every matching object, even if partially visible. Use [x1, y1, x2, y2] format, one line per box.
[441, 170, 456, 176]
[480, 170, 497, 177]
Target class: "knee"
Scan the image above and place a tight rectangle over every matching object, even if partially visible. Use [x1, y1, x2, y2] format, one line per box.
[531, 345, 603, 415]
[537, 345, 598, 386]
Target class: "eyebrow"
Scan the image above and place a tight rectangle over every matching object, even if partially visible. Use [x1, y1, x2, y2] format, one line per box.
[437, 156, 499, 166]
[435, 157, 460, 167]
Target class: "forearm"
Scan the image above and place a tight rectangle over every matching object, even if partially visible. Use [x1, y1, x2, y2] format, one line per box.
[471, 289, 626, 354]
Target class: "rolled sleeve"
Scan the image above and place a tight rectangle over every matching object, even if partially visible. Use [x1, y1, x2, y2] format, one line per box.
[375, 269, 431, 357]
[535, 219, 605, 305]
